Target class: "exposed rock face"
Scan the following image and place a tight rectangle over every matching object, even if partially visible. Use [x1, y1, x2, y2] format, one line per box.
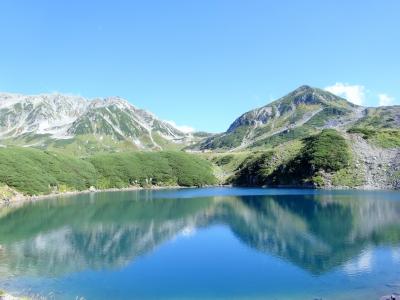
[192, 85, 400, 189]
[196, 85, 359, 151]
[195, 85, 400, 153]
[0, 93, 88, 138]
[227, 85, 355, 133]
[348, 134, 400, 189]
[0, 93, 193, 150]
[0, 185, 22, 205]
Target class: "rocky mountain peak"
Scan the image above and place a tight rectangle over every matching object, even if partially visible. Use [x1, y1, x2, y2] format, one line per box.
[89, 97, 135, 110]
[198, 85, 361, 151]
[0, 92, 194, 151]
[291, 85, 314, 93]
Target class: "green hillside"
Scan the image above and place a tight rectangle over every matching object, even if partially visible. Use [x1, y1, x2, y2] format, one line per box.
[1, 87, 399, 191]
[0, 147, 216, 196]
[353, 106, 400, 129]
[195, 86, 356, 151]
[0, 147, 97, 195]
[346, 106, 400, 148]
[229, 129, 361, 187]
[89, 151, 216, 188]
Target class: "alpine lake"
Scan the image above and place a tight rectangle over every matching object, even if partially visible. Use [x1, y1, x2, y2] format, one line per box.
[1, 187, 400, 300]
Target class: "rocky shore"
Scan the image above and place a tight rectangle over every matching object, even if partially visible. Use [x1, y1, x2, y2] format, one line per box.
[0, 184, 199, 207]
[2, 182, 400, 208]
[380, 294, 400, 300]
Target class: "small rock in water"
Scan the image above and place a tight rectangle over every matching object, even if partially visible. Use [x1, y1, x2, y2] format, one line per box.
[380, 293, 400, 300]
[89, 186, 96, 192]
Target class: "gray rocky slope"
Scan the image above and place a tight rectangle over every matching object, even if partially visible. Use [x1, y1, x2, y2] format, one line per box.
[0, 93, 194, 150]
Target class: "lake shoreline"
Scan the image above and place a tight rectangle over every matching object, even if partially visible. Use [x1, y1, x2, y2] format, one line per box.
[2, 182, 399, 208]
[233, 183, 399, 191]
[3, 184, 253, 207]
[1, 184, 201, 207]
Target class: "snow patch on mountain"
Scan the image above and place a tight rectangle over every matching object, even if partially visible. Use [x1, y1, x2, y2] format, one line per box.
[0, 92, 192, 149]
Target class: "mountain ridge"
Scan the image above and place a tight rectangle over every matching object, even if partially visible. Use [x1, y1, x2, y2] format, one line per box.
[1, 85, 399, 190]
[227, 85, 356, 132]
[185, 85, 399, 190]
[195, 85, 364, 151]
[0, 92, 196, 152]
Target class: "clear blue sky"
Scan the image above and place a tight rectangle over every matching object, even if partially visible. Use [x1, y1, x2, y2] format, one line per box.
[0, 0, 399, 132]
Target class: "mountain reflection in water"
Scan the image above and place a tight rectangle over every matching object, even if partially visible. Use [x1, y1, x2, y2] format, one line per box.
[0, 188, 399, 278]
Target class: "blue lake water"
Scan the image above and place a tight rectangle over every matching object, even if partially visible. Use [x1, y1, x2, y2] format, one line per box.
[0, 187, 400, 299]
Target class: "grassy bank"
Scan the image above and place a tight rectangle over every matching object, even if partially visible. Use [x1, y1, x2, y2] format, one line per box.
[88, 151, 216, 188]
[0, 147, 216, 196]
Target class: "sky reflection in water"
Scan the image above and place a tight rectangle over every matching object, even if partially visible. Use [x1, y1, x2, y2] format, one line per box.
[0, 188, 400, 299]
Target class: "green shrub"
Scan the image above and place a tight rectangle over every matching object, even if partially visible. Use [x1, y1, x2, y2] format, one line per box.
[0, 147, 96, 195]
[231, 151, 275, 185]
[305, 107, 348, 127]
[267, 129, 350, 186]
[212, 154, 234, 166]
[231, 129, 351, 187]
[162, 152, 216, 186]
[312, 175, 325, 187]
[348, 127, 400, 148]
[331, 167, 364, 187]
[87, 151, 217, 188]
[302, 129, 350, 172]
[0, 147, 217, 195]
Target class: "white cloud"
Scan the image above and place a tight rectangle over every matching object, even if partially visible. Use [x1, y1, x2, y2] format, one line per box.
[378, 93, 395, 106]
[325, 83, 366, 105]
[343, 249, 373, 275]
[180, 226, 196, 237]
[166, 120, 195, 133]
[392, 248, 400, 263]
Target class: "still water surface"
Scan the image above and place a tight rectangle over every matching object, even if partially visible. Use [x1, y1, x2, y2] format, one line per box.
[0, 188, 400, 299]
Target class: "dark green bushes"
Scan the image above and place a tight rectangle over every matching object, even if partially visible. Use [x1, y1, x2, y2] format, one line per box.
[230, 129, 351, 187]
[301, 129, 350, 172]
[0, 147, 97, 195]
[88, 151, 216, 188]
[212, 154, 234, 166]
[305, 107, 348, 127]
[230, 152, 275, 185]
[0, 148, 216, 195]
[272, 129, 351, 185]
